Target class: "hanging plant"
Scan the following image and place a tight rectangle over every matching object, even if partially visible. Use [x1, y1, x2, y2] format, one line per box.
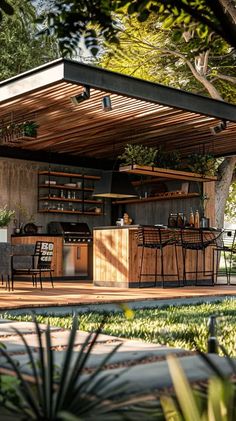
[0, 120, 39, 144]
[20, 120, 39, 138]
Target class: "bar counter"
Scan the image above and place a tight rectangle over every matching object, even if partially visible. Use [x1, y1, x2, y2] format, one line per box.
[93, 225, 219, 288]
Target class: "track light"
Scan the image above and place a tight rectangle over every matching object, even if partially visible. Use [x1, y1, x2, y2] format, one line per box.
[71, 86, 90, 105]
[102, 95, 112, 111]
[210, 120, 228, 135]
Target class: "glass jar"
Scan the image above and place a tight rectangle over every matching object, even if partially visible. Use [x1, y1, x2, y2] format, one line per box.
[168, 213, 177, 227]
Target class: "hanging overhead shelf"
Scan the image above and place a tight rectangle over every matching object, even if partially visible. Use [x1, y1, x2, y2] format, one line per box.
[119, 164, 217, 182]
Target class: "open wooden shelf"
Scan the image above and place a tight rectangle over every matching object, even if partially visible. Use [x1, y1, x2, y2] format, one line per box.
[38, 170, 100, 180]
[119, 164, 217, 182]
[38, 209, 103, 215]
[38, 184, 94, 191]
[112, 193, 199, 205]
[38, 170, 103, 215]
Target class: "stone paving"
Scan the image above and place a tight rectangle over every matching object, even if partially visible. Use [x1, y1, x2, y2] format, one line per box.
[0, 319, 235, 397]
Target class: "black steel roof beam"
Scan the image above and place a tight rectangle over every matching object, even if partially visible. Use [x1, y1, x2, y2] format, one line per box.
[0, 146, 112, 170]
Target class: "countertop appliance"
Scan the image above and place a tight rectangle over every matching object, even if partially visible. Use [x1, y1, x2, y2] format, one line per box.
[47, 222, 93, 278]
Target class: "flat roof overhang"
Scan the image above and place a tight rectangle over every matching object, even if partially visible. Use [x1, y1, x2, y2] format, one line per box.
[0, 58, 236, 167]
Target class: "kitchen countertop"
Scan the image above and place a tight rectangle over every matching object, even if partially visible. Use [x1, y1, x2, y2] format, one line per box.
[93, 225, 140, 230]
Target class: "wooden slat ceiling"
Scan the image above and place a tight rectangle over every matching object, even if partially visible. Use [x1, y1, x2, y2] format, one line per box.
[0, 68, 236, 162]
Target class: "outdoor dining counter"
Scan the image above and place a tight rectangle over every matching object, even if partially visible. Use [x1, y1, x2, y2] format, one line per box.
[93, 225, 218, 288]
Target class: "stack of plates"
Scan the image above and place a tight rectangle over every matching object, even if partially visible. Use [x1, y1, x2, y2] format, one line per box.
[64, 183, 76, 187]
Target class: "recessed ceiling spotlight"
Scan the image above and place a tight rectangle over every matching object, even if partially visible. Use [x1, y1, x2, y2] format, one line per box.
[71, 86, 90, 105]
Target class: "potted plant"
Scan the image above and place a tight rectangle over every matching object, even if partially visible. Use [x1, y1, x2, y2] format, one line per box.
[0, 205, 15, 242]
[118, 143, 158, 166]
[186, 153, 217, 176]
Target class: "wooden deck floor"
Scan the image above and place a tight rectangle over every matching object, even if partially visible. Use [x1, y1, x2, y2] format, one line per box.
[0, 281, 235, 311]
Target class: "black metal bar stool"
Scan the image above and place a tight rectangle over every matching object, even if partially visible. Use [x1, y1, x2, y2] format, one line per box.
[180, 228, 221, 286]
[213, 229, 236, 285]
[137, 226, 180, 288]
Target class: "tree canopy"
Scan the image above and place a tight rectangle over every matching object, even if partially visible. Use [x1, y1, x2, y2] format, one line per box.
[0, 0, 59, 81]
[32, 0, 236, 56]
[100, 15, 236, 103]
[2, 1, 235, 56]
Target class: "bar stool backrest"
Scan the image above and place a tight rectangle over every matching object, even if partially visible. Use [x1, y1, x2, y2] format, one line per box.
[34, 241, 54, 270]
[181, 229, 221, 250]
[137, 226, 176, 248]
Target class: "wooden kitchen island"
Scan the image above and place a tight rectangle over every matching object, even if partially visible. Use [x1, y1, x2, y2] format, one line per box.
[93, 226, 181, 288]
[93, 226, 219, 288]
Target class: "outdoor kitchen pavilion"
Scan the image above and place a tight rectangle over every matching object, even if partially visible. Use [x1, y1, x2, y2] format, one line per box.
[0, 58, 236, 288]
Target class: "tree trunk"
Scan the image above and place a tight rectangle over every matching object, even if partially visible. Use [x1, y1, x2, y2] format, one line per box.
[215, 156, 236, 227]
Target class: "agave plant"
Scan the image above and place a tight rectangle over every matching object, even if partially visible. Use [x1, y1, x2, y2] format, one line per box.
[0, 316, 160, 420]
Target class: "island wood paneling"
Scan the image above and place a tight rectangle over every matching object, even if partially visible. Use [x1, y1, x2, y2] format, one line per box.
[11, 236, 63, 277]
[93, 227, 217, 288]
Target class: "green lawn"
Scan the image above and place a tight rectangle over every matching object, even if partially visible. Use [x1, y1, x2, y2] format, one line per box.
[3, 298, 236, 355]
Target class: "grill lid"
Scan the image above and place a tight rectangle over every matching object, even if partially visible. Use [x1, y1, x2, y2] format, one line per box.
[48, 221, 91, 236]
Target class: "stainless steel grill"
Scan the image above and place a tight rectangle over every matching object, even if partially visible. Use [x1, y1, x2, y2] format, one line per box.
[48, 222, 93, 278]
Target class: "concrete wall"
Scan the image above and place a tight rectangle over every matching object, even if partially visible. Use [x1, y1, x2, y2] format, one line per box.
[0, 158, 111, 239]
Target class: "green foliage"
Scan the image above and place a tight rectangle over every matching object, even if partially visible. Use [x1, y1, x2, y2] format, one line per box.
[5, 299, 236, 357]
[37, 0, 118, 57]
[21, 120, 39, 138]
[0, 0, 59, 81]
[161, 354, 236, 421]
[0, 0, 14, 21]
[156, 148, 181, 170]
[0, 120, 39, 141]
[225, 182, 236, 223]
[0, 316, 159, 419]
[0, 205, 15, 227]
[100, 13, 236, 104]
[34, 0, 236, 56]
[118, 143, 158, 166]
[186, 153, 217, 176]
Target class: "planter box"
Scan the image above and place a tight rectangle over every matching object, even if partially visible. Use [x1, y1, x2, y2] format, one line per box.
[0, 228, 8, 242]
[119, 164, 217, 182]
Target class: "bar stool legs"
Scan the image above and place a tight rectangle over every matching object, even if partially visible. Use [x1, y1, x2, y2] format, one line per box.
[137, 226, 180, 288]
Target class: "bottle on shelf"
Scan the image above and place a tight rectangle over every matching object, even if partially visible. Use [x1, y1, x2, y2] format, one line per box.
[60, 189, 64, 198]
[189, 208, 194, 227]
[177, 212, 185, 228]
[194, 210, 200, 228]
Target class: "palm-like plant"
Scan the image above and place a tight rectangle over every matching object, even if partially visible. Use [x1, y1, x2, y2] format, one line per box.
[0, 316, 160, 420]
